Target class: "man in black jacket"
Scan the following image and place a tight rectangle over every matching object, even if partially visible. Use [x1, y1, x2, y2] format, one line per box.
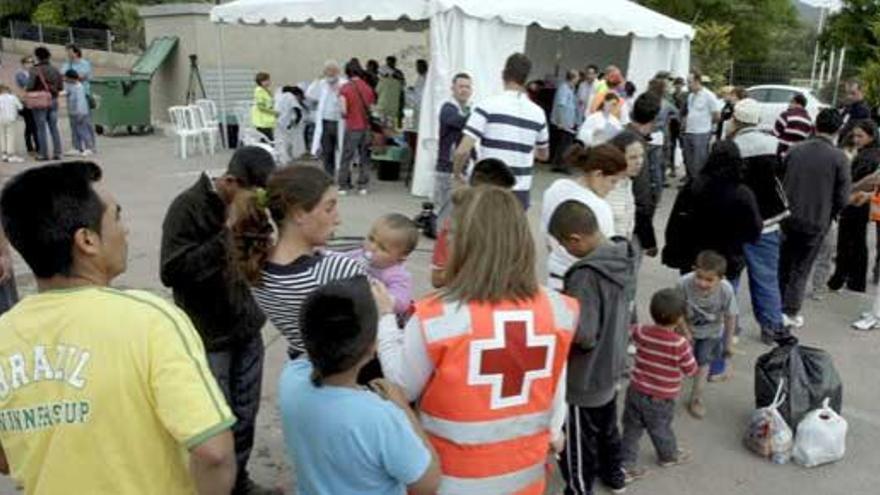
[779, 109, 850, 330]
[160, 146, 276, 495]
[729, 99, 790, 344]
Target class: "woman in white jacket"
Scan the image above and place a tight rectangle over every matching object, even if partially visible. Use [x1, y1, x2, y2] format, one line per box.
[274, 86, 308, 165]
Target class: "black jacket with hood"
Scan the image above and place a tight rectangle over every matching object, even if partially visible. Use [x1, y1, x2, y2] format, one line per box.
[563, 238, 637, 408]
[732, 127, 790, 229]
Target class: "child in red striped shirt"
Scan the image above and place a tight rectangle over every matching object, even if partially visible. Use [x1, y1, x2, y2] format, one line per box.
[621, 288, 698, 485]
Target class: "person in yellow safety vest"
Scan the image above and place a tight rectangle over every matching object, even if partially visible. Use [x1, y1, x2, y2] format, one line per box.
[252, 71, 278, 141]
[378, 185, 578, 495]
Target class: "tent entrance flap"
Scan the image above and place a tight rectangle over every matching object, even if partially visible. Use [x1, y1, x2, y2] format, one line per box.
[131, 36, 179, 76]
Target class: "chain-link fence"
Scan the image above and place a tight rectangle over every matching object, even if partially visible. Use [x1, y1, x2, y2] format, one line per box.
[725, 61, 861, 105]
[6, 20, 143, 54]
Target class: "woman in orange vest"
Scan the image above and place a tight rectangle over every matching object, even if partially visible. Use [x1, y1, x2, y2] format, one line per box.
[377, 185, 579, 495]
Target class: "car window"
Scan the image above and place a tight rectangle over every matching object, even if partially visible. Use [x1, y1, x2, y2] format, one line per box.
[766, 88, 795, 104]
[747, 88, 770, 102]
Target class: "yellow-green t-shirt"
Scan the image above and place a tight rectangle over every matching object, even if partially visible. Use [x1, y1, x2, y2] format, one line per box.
[252, 86, 276, 129]
[0, 287, 235, 495]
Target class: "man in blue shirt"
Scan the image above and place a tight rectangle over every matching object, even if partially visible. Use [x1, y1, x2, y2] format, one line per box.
[434, 73, 472, 212]
[551, 70, 579, 173]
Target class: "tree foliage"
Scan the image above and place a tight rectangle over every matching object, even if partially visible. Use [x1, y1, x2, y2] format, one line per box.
[31, 0, 65, 26]
[640, 0, 800, 62]
[692, 21, 734, 84]
[821, 0, 880, 67]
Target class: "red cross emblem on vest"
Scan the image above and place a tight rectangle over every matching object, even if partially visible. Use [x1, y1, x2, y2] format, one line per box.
[468, 310, 556, 409]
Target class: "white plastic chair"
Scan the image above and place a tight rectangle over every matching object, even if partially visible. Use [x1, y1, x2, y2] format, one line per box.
[168, 106, 205, 159]
[191, 105, 221, 154]
[196, 99, 223, 149]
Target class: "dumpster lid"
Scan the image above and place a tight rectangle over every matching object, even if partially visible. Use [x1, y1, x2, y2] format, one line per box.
[131, 36, 178, 76]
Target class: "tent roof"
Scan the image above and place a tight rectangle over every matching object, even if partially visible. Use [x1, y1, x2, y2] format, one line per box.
[211, 0, 694, 39]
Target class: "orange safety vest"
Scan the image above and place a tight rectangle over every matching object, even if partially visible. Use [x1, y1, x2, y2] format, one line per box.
[415, 288, 578, 495]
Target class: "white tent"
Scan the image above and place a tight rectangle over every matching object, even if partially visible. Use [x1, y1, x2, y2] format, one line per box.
[211, 0, 694, 197]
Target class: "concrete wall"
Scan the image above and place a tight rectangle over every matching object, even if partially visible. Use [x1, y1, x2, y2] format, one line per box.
[141, 3, 429, 123]
[0, 37, 137, 73]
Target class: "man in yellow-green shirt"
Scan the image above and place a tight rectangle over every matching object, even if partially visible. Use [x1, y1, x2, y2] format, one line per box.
[0, 161, 237, 495]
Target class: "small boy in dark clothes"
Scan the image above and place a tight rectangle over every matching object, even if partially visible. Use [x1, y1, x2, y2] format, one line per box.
[550, 200, 637, 495]
[621, 288, 698, 484]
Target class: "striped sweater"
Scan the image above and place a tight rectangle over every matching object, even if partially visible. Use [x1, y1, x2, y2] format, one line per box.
[253, 252, 365, 355]
[630, 325, 698, 400]
[773, 106, 812, 157]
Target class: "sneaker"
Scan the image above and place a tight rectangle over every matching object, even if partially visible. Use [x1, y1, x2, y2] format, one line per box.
[852, 315, 880, 331]
[659, 448, 693, 468]
[358, 188, 368, 196]
[6, 156, 24, 163]
[63, 149, 80, 157]
[782, 314, 804, 329]
[338, 189, 349, 196]
[602, 468, 627, 494]
[81, 149, 94, 156]
[688, 399, 706, 419]
[623, 466, 650, 485]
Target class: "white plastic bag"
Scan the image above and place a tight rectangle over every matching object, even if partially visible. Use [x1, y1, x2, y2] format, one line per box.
[793, 398, 848, 467]
[744, 379, 794, 464]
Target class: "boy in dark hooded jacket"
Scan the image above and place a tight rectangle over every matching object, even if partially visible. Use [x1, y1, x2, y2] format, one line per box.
[550, 200, 637, 495]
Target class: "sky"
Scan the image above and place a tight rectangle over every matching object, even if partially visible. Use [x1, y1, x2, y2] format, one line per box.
[797, 0, 842, 11]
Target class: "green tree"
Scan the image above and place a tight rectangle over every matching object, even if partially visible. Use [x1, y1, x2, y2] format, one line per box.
[31, 0, 65, 26]
[692, 21, 734, 84]
[640, 0, 800, 62]
[821, 0, 880, 67]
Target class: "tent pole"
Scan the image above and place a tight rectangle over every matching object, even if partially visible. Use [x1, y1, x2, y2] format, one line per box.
[216, 21, 229, 149]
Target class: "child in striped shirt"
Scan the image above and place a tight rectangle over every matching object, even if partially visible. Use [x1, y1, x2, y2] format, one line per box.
[621, 288, 698, 485]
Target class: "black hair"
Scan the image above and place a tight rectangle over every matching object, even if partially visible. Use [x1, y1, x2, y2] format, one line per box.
[816, 108, 843, 135]
[345, 58, 364, 79]
[281, 85, 296, 94]
[386, 56, 397, 68]
[852, 119, 878, 141]
[609, 130, 644, 154]
[502, 53, 532, 86]
[34, 46, 51, 62]
[624, 81, 637, 98]
[416, 59, 428, 76]
[791, 93, 807, 107]
[1, 161, 105, 278]
[649, 288, 687, 326]
[64, 69, 79, 80]
[630, 93, 661, 124]
[700, 140, 745, 183]
[226, 146, 276, 188]
[367, 59, 379, 72]
[470, 158, 516, 189]
[695, 250, 728, 277]
[587, 64, 599, 73]
[548, 200, 599, 242]
[300, 276, 378, 386]
[453, 72, 471, 83]
[66, 44, 82, 57]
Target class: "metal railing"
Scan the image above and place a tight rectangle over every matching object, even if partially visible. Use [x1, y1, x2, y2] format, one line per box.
[6, 20, 144, 54]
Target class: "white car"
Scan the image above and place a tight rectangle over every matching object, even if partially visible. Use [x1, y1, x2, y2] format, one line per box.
[745, 85, 827, 130]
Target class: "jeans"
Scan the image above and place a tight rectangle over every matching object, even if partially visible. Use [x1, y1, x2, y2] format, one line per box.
[339, 129, 371, 190]
[21, 107, 37, 153]
[621, 387, 678, 467]
[70, 114, 94, 152]
[780, 226, 826, 316]
[320, 119, 339, 177]
[743, 230, 785, 334]
[828, 207, 869, 293]
[682, 132, 711, 178]
[206, 333, 265, 488]
[433, 171, 453, 210]
[32, 100, 62, 159]
[559, 396, 625, 494]
[809, 221, 837, 294]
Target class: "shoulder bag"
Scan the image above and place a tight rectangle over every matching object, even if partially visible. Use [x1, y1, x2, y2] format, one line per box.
[23, 68, 53, 110]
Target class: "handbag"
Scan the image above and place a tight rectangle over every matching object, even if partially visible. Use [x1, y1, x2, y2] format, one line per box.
[23, 68, 53, 110]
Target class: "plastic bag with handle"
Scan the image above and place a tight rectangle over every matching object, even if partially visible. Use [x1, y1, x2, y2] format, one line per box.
[792, 398, 848, 467]
[744, 379, 793, 464]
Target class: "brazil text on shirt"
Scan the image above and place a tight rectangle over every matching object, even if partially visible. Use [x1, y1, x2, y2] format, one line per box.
[463, 91, 550, 193]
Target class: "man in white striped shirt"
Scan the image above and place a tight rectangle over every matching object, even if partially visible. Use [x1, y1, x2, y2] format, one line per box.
[453, 53, 550, 209]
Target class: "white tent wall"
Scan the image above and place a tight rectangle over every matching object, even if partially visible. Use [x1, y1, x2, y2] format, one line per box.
[410, 9, 526, 198]
[626, 36, 691, 97]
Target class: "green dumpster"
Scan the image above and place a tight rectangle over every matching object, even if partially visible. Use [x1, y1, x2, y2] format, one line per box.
[91, 36, 178, 135]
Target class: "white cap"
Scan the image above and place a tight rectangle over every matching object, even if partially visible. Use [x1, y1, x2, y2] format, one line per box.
[734, 98, 761, 126]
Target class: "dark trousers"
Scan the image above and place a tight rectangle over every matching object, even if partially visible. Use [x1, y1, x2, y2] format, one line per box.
[667, 119, 681, 175]
[207, 333, 265, 489]
[559, 395, 625, 494]
[829, 207, 869, 292]
[553, 126, 574, 170]
[339, 129, 371, 190]
[621, 387, 677, 467]
[20, 108, 37, 153]
[320, 120, 339, 177]
[780, 226, 825, 316]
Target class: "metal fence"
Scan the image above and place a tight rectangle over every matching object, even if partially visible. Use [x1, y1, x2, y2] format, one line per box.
[727, 61, 860, 93]
[6, 20, 143, 54]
